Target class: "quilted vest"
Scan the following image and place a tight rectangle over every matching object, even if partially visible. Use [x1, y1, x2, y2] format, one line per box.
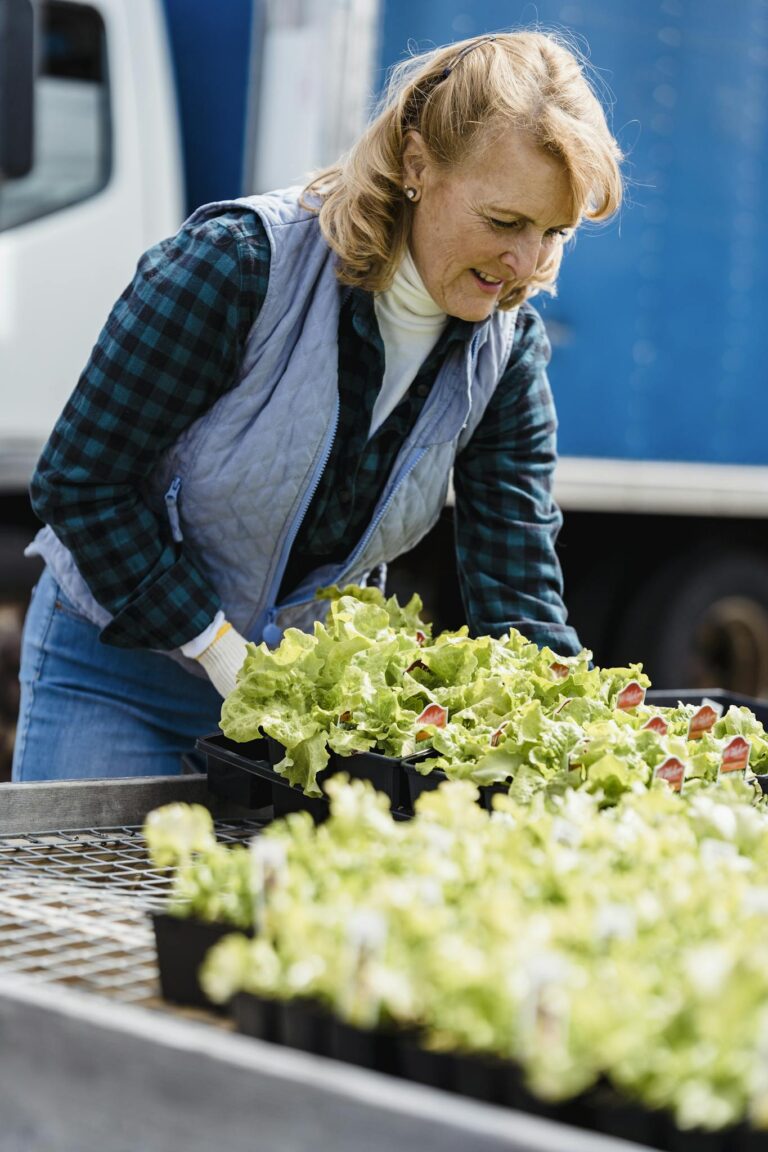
[30, 189, 519, 672]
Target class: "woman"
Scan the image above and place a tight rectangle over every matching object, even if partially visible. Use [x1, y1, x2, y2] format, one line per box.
[12, 31, 623, 780]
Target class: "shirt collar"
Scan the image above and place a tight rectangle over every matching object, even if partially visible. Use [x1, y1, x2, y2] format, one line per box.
[347, 287, 475, 352]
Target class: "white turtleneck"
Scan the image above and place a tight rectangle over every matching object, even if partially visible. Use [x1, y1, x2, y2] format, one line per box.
[370, 249, 448, 436]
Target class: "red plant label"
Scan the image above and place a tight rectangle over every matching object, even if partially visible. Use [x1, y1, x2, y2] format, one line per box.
[415, 630, 427, 647]
[642, 715, 669, 736]
[550, 662, 570, 680]
[406, 659, 430, 675]
[490, 722, 509, 747]
[339, 710, 352, 723]
[617, 681, 646, 711]
[415, 703, 448, 741]
[687, 700, 723, 740]
[720, 736, 751, 775]
[655, 756, 685, 792]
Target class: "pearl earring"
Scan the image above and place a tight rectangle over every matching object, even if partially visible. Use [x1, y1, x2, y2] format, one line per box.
[404, 185, 420, 202]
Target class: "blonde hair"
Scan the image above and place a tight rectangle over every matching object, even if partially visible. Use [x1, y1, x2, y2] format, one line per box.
[303, 30, 623, 309]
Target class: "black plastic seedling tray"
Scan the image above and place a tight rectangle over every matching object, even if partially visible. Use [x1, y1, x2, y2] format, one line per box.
[234, 993, 331, 1053]
[398, 1034, 455, 1092]
[271, 736, 407, 811]
[403, 767, 446, 808]
[231, 992, 766, 1148]
[277, 997, 333, 1056]
[646, 688, 768, 726]
[200, 688, 768, 823]
[277, 734, 412, 811]
[587, 1089, 668, 1147]
[401, 751, 447, 810]
[271, 781, 332, 823]
[477, 781, 512, 811]
[197, 733, 332, 823]
[235, 993, 401, 1073]
[199, 733, 409, 822]
[153, 912, 250, 1011]
[231, 991, 281, 1043]
[204, 734, 274, 809]
[197, 733, 278, 808]
[398, 1042, 560, 1119]
[402, 755, 512, 814]
[329, 748, 407, 809]
[328, 1017, 402, 1075]
[646, 688, 768, 795]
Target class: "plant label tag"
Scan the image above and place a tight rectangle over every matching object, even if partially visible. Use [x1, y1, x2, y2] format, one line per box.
[720, 736, 751, 775]
[687, 699, 723, 740]
[415, 630, 427, 647]
[655, 756, 685, 792]
[550, 662, 570, 680]
[642, 715, 669, 736]
[617, 681, 646, 710]
[490, 721, 509, 747]
[405, 659, 429, 674]
[415, 703, 448, 741]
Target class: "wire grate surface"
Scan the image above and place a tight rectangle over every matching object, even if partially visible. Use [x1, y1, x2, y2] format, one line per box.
[0, 819, 265, 1006]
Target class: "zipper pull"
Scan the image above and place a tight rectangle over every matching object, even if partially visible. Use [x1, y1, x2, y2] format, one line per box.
[262, 608, 283, 648]
[164, 476, 183, 543]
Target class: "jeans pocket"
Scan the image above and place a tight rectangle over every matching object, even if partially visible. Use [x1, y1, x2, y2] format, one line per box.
[53, 583, 91, 624]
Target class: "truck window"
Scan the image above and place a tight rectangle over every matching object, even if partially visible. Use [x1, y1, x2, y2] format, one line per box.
[0, 1, 110, 231]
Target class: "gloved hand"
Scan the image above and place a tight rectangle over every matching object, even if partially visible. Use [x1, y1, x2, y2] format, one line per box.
[194, 620, 249, 699]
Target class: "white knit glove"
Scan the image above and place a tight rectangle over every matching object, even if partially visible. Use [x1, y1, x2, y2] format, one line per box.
[190, 619, 249, 699]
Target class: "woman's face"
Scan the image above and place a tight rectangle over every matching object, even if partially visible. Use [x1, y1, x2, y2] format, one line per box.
[403, 127, 576, 320]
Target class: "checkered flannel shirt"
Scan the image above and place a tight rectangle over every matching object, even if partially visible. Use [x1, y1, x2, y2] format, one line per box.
[30, 205, 580, 655]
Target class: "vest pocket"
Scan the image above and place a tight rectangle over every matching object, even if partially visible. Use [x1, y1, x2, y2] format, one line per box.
[164, 476, 184, 543]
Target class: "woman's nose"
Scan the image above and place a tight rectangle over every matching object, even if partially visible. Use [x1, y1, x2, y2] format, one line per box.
[500, 233, 543, 280]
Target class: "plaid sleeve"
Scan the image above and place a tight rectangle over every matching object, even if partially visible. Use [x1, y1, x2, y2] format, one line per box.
[453, 302, 582, 656]
[30, 207, 270, 650]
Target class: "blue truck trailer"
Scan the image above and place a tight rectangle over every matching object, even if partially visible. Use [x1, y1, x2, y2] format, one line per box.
[1, 0, 766, 757]
[379, 0, 768, 697]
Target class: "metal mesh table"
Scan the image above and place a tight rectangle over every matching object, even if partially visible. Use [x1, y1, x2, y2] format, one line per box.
[0, 817, 263, 1004]
[0, 776, 651, 1152]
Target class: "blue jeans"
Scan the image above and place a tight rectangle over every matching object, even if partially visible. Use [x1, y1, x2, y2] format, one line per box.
[12, 568, 224, 780]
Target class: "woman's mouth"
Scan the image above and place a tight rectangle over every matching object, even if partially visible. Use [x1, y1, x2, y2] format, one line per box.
[471, 269, 504, 293]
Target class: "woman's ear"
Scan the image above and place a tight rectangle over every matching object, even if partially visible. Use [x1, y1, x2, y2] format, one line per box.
[402, 130, 428, 187]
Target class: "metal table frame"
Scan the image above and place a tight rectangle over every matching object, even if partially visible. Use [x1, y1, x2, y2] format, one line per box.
[0, 777, 651, 1152]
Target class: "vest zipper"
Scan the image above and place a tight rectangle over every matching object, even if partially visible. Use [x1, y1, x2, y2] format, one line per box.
[164, 476, 183, 543]
[259, 314, 492, 646]
[461, 331, 482, 432]
[261, 324, 488, 643]
[336, 333, 476, 592]
[334, 448, 427, 585]
[266, 446, 427, 642]
[261, 398, 340, 645]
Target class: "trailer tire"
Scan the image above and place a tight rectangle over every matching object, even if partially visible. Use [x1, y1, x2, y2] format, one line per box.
[614, 549, 768, 697]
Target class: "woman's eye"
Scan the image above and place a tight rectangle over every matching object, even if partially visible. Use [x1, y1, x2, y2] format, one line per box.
[489, 217, 523, 230]
[489, 218, 571, 240]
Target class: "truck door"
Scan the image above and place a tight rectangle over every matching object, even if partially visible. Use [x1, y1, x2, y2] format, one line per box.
[0, 0, 184, 778]
[0, 0, 182, 486]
